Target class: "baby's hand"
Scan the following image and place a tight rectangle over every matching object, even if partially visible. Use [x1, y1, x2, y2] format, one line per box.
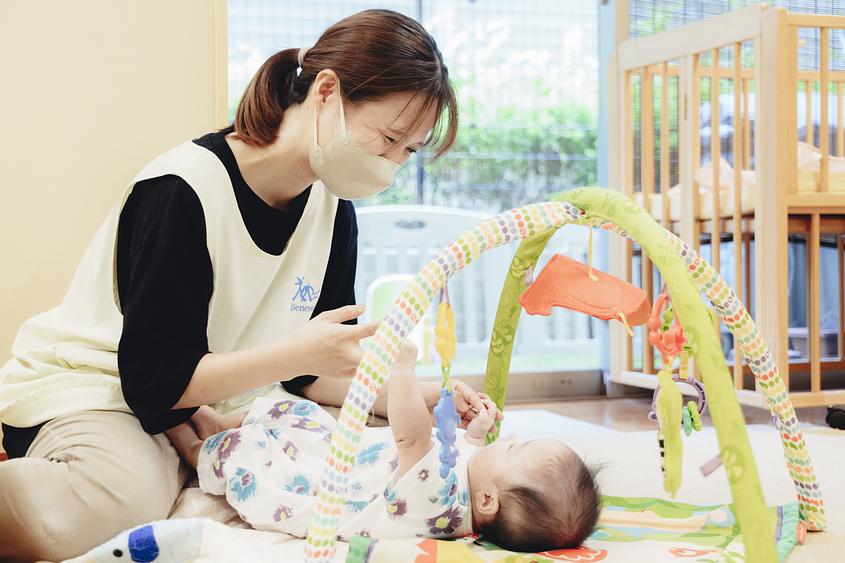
[452, 382, 504, 430]
[465, 395, 499, 442]
[393, 340, 418, 374]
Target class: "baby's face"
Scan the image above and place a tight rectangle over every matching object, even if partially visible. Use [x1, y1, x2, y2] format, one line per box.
[469, 435, 572, 486]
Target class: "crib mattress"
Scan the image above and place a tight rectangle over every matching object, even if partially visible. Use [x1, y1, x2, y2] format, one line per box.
[633, 171, 845, 222]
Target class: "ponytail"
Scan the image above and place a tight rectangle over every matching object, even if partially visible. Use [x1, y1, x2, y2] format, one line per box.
[233, 48, 300, 145]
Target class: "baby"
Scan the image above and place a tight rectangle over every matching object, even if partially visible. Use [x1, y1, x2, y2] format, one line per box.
[176, 343, 600, 552]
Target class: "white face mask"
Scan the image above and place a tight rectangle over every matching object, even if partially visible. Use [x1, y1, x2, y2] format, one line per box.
[309, 98, 401, 200]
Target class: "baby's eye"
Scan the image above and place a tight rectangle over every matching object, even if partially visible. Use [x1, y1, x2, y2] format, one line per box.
[407, 147, 417, 154]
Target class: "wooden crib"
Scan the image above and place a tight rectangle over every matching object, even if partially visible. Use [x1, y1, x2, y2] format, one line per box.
[608, 4, 845, 408]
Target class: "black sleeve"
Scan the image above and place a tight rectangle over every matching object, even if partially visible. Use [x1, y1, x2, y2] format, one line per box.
[116, 175, 212, 434]
[281, 200, 359, 396]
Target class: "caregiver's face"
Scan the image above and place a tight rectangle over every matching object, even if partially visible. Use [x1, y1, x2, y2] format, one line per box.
[329, 92, 438, 166]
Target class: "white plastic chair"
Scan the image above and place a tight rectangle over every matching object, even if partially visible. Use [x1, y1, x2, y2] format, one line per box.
[355, 204, 598, 372]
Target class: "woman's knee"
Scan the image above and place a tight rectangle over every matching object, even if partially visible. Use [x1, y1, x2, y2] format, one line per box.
[0, 458, 111, 561]
[36, 492, 174, 561]
[0, 441, 185, 561]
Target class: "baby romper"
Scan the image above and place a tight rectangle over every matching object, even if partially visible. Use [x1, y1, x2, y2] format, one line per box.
[197, 397, 475, 540]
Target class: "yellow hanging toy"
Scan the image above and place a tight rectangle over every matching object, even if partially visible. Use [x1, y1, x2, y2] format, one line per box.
[433, 285, 459, 478]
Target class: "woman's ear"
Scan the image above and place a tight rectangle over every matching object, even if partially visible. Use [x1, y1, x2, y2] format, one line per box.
[312, 69, 340, 105]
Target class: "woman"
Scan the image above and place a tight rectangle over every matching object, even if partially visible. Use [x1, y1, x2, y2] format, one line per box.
[0, 10, 490, 561]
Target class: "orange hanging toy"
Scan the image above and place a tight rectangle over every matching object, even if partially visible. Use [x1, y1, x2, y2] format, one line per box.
[647, 287, 686, 364]
[519, 246, 651, 330]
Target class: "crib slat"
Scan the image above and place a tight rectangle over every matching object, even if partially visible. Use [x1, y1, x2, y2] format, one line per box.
[710, 48, 721, 274]
[661, 62, 670, 229]
[641, 66, 655, 373]
[691, 54, 701, 250]
[625, 71, 634, 198]
[806, 80, 813, 145]
[838, 82, 844, 157]
[624, 70, 634, 370]
[744, 234, 753, 317]
[819, 28, 829, 193]
[839, 234, 844, 361]
[809, 214, 821, 392]
[787, 27, 800, 195]
[743, 77, 751, 170]
[733, 43, 743, 388]
[625, 241, 633, 372]
[642, 67, 655, 206]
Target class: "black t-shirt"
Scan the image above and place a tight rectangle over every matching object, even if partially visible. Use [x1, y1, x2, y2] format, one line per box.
[2, 127, 358, 457]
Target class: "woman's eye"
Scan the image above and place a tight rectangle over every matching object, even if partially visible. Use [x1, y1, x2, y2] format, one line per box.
[384, 135, 396, 145]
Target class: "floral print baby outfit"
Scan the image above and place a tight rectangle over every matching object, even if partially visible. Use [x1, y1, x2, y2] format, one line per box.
[197, 397, 474, 540]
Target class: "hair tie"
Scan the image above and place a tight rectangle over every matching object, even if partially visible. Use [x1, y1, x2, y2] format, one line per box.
[297, 46, 310, 68]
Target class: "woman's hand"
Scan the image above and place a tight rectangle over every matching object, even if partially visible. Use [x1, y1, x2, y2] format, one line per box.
[288, 304, 380, 378]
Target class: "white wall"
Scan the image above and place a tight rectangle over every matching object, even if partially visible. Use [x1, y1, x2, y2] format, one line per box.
[0, 0, 227, 355]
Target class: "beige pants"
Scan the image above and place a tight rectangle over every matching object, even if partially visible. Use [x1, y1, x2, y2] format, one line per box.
[0, 410, 188, 562]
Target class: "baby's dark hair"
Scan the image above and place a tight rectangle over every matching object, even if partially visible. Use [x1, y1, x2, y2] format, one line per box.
[478, 449, 601, 552]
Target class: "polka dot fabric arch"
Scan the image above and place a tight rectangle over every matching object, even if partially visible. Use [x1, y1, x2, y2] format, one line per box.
[304, 188, 824, 563]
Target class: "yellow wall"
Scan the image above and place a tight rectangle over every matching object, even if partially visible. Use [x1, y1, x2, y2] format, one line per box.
[0, 1, 227, 357]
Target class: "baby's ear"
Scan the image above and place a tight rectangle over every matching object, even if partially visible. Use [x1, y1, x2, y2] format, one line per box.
[475, 490, 499, 516]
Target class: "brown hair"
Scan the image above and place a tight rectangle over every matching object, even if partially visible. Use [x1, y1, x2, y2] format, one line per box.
[479, 451, 602, 552]
[233, 9, 458, 159]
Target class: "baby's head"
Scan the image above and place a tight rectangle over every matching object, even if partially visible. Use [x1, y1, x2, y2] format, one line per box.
[467, 436, 600, 552]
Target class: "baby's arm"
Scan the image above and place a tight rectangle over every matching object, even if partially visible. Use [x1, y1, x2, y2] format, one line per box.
[388, 342, 434, 477]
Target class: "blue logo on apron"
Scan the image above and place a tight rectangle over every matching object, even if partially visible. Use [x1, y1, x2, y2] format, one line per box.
[291, 276, 320, 313]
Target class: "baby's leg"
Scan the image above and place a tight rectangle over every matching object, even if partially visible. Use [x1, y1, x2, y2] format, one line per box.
[197, 423, 314, 535]
[165, 422, 203, 467]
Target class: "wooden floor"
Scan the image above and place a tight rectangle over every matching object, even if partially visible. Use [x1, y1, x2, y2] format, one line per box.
[509, 396, 830, 432]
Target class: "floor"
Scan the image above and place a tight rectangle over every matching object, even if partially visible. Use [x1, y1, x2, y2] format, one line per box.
[509, 396, 831, 431]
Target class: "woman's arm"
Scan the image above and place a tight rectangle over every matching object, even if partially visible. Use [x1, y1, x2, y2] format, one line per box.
[174, 305, 378, 408]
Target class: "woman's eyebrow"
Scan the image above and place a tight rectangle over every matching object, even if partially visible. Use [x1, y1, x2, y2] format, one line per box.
[384, 125, 407, 136]
[387, 125, 428, 145]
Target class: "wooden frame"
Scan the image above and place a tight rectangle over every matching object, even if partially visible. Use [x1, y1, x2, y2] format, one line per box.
[610, 6, 845, 408]
[213, 0, 229, 129]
